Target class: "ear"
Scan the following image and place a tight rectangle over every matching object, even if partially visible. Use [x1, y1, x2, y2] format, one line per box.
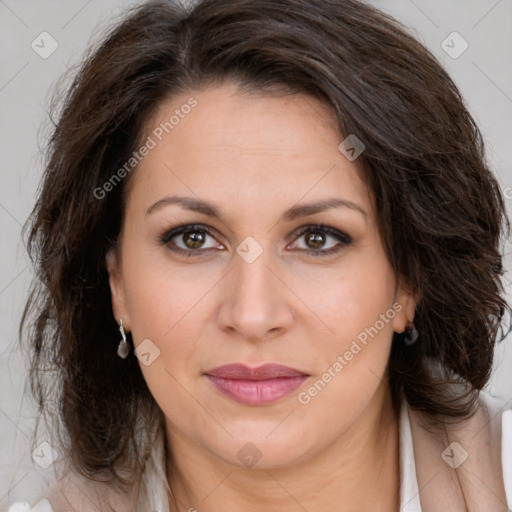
[392, 277, 418, 333]
[106, 248, 131, 331]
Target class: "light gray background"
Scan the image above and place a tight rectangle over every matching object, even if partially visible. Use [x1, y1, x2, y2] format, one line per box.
[1, 0, 511, 508]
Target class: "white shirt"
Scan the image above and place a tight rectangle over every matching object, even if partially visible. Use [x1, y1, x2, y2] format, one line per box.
[399, 396, 423, 512]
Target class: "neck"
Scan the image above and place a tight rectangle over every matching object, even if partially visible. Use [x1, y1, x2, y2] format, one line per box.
[165, 382, 400, 512]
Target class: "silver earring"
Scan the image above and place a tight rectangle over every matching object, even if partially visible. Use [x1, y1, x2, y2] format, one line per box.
[117, 318, 131, 359]
[404, 323, 419, 346]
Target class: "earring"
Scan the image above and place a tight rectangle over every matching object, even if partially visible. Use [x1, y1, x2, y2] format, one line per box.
[403, 323, 419, 346]
[117, 318, 131, 359]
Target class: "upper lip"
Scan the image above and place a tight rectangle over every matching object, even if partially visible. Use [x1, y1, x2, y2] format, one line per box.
[205, 363, 308, 380]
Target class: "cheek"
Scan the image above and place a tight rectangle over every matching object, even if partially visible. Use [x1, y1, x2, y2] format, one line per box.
[297, 282, 396, 420]
[122, 258, 210, 422]
[305, 246, 397, 388]
[121, 240, 207, 334]
[303, 245, 396, 344]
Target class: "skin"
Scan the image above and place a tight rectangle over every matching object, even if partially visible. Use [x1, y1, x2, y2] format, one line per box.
[107, 81, 416, 512]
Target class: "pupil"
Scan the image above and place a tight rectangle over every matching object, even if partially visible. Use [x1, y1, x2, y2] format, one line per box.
[185, 231, 204, 249]
[307, 232, 325, 249]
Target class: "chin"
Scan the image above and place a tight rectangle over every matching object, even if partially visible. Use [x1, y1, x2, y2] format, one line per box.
[204, 422, 318, 470]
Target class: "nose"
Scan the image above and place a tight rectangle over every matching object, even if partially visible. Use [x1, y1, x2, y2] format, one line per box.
[216, 246, 295, 343]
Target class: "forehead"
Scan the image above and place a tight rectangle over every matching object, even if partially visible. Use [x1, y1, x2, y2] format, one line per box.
[125, 81, 372, 219]
[147, 82, 341, 160]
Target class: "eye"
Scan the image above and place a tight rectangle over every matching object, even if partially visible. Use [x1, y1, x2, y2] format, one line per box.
[288, 224, 352, 256]
[159, 223, 351, 257]
[160, 224, 223, 256]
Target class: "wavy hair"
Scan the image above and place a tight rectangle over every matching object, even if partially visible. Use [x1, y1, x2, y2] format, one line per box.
[20, 0, 510, 497]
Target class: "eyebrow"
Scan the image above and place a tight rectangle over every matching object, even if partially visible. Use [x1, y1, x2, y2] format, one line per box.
[146, 195, 367, 222]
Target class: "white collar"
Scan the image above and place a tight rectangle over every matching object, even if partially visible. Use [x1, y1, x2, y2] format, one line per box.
[399, 397, 422, 511]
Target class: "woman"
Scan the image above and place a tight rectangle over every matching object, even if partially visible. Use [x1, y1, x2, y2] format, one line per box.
[8, 0, 511, 510]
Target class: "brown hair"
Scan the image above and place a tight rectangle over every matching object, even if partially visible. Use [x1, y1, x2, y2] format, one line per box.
[21, 0, 510, 495]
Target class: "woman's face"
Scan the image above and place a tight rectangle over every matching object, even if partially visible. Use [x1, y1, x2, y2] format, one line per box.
[107, 81, 415, 470]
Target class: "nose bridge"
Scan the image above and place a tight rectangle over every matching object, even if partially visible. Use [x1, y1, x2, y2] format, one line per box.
[218, 238, 294, 340]
[234, 244, 275, 302]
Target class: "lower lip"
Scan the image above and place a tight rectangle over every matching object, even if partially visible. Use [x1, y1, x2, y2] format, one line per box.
[206, 375, 308, 405]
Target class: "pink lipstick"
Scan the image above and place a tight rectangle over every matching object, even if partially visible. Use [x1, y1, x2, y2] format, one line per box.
[205, 363, 309, 406]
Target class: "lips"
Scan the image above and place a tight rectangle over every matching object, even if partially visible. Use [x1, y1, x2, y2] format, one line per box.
[204, 363, 309, 406]
[205, 363, 308, 380]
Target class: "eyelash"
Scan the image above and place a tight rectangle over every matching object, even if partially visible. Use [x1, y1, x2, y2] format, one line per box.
[159, 223, 352, 257]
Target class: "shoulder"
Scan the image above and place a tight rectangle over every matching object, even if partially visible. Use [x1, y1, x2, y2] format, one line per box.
[466, 389, 512, 508]
[4, 421, 166, 512]
[5, 467, 140, 512]
[46, 467, 140, 512]
[406, 388, 512, 511]
[480, 389, 512, 506]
